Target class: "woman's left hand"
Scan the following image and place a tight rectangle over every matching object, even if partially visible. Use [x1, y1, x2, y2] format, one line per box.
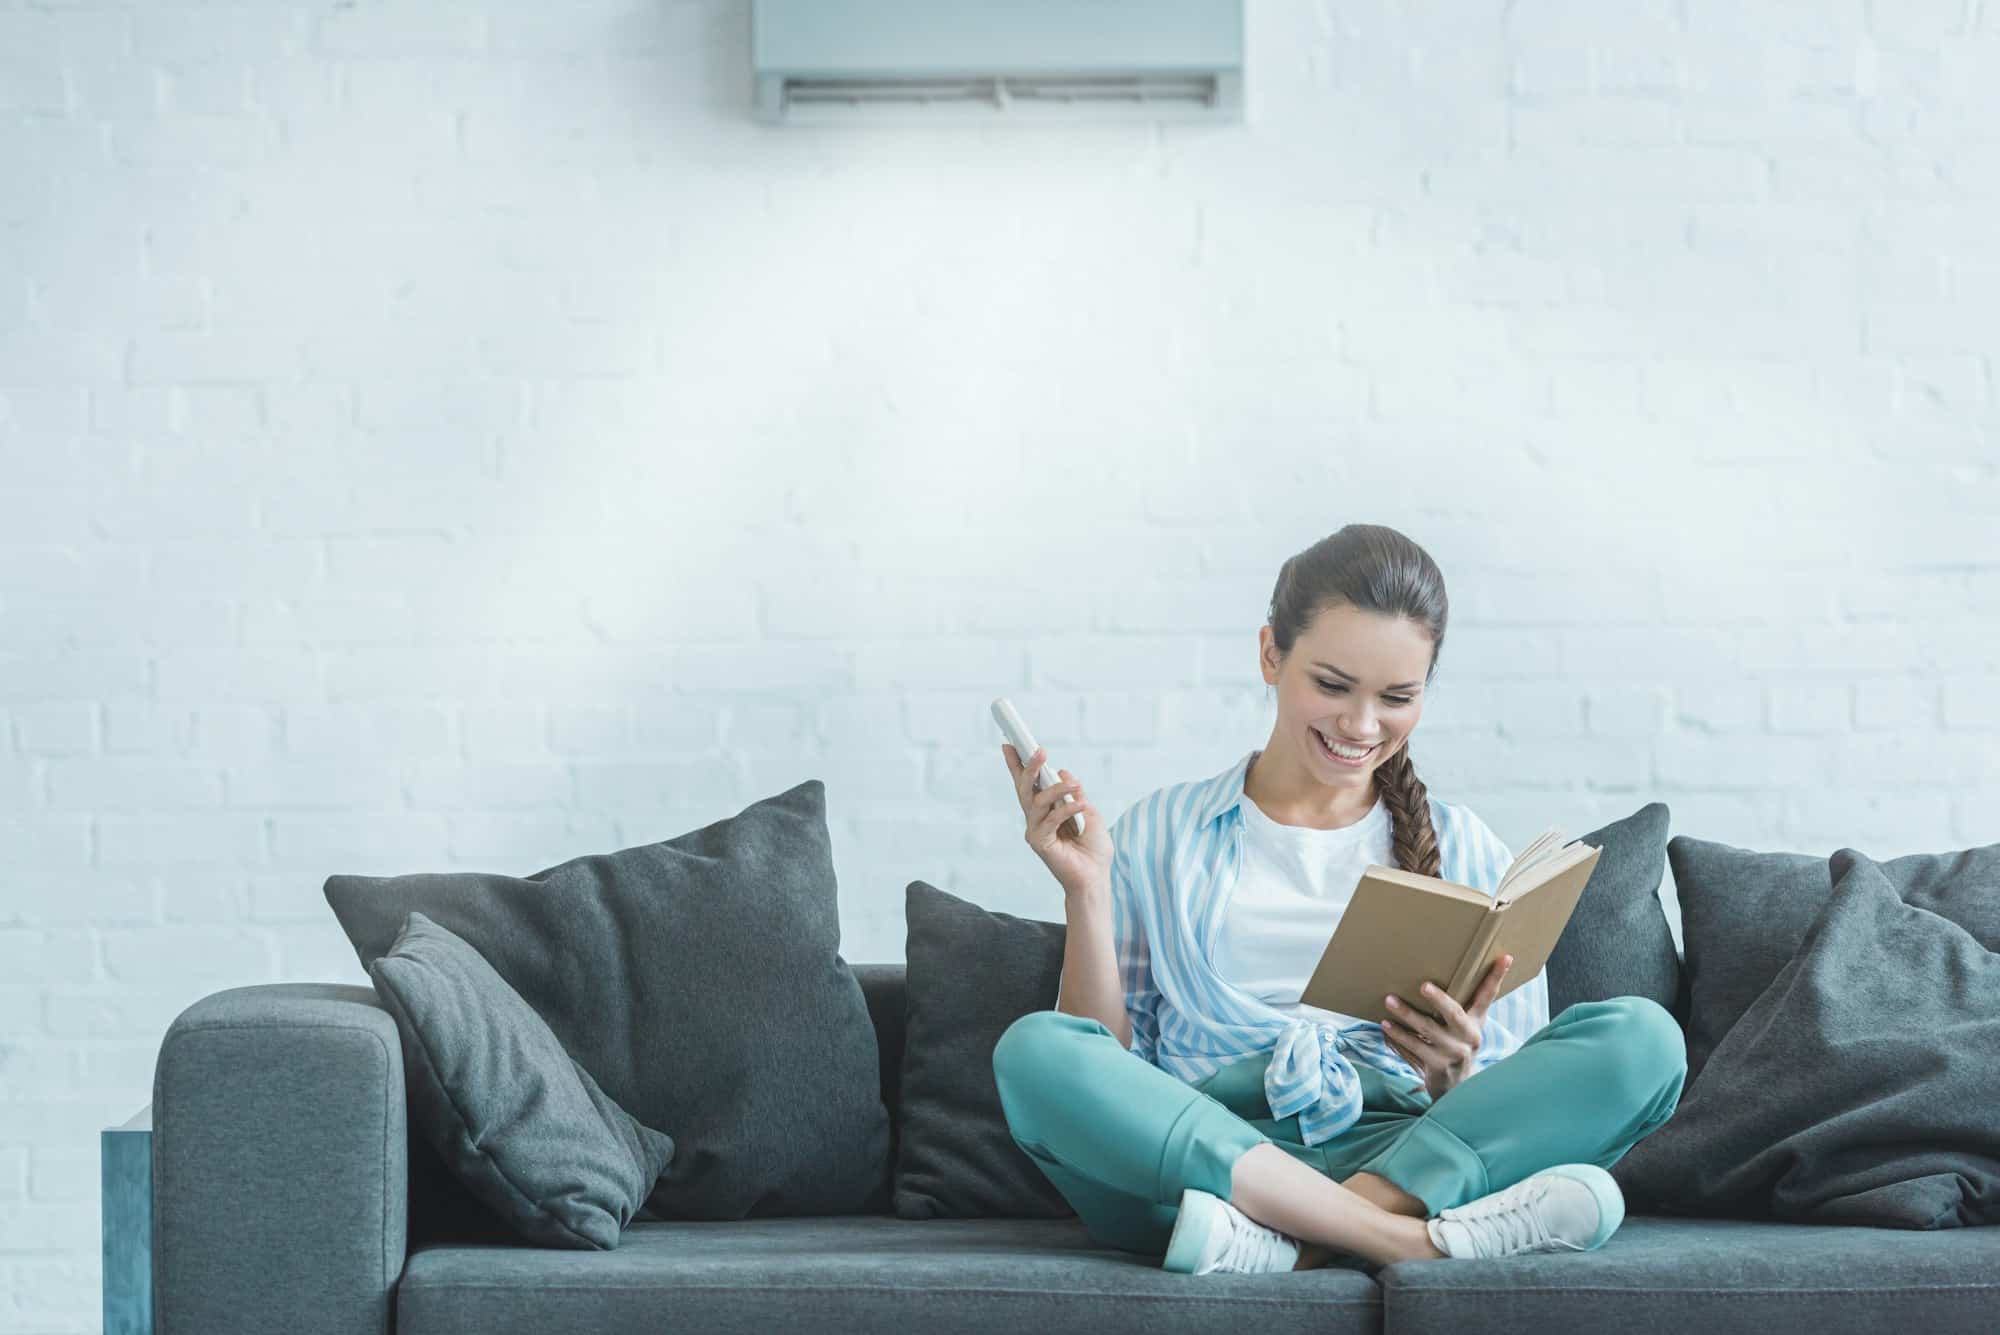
[1381, 955, 1513, 1100]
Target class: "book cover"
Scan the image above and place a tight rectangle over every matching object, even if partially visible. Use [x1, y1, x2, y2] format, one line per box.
[1297, 834, 1603, 1027]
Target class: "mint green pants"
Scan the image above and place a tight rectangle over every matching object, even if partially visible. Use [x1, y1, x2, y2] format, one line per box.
[992, 996, 1687, 1259]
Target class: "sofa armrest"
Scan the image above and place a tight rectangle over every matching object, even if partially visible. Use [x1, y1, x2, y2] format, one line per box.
[153, 983, 407, 1335]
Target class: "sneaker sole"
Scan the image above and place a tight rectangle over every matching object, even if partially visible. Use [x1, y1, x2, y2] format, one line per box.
[1162, 1188, 1222, 1274]
[1537, 1163, 1625, 1251]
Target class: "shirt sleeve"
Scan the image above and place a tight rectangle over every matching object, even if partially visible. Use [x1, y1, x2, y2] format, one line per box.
[1461, 812, 1552, 1073]
[1056, 807, 1162, 1064]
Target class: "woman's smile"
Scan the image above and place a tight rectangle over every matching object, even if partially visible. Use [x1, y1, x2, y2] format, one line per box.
[1311, 727, 1378, 767]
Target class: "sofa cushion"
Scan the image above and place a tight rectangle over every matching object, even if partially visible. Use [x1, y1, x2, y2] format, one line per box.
[408, 963, 905, 1241]
[895, 880, 1072, 1219]
[396, 1215, 1386, 1335]
[325, 779, 891, 1220]
[1378, 1214, 2000, 1335]
[1609, 847, 2000, 1228]
[1543, 801, 1682, 1021]
[1666, 835, 1837, 1086]
[369, 912, 675, 1249]
[1669, 833, 2000, 1086]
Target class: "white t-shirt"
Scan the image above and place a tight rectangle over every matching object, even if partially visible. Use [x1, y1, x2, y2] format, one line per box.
[1213, 791, 1394, 1027]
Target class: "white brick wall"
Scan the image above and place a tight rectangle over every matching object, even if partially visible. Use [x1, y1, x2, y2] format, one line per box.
[4, 0, 1999, 1326]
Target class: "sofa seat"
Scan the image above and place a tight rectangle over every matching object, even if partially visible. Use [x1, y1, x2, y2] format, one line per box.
[397, 1212, 2000, 1335]
[396, 1214, 1386, 1335]
[1380, 1215, 2000, 1335]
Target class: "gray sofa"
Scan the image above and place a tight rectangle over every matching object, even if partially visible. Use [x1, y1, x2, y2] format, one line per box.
[152, 962, 2000, 1335]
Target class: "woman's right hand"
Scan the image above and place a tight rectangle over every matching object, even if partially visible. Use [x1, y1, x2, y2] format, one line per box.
[1003, 743, 1114, 899]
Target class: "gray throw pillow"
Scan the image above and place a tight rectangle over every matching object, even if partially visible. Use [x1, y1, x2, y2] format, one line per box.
[1543, 801, 1682, 1022]
[1609, 848, 2000, 1228]
[1668, 833, 2000, 1086]
[895, 880, 1073, 1219]
[325, 779, 891, 1221]
[370, 913, 676, 1249]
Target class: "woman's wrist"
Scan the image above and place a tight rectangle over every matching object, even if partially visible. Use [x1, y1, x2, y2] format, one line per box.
[1063, 877, 1111, 912]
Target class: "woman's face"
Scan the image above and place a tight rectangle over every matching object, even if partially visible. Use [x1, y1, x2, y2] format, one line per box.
[1259, 603, 1432, 794]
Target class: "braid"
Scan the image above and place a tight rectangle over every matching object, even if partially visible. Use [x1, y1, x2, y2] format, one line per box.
[1374, 742, 1441, 877]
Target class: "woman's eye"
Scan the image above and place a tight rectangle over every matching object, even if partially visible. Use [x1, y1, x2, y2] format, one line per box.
[1317, 681, 1412, 706]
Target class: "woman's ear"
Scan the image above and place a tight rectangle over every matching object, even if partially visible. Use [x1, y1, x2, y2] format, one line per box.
[1257, 628, 1281, 686]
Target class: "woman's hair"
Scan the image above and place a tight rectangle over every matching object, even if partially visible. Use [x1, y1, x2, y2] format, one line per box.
[1265, 524, 1447, 877]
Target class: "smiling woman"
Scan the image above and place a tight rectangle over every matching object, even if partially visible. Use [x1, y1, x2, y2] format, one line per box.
[994, 523, 1685, 1277]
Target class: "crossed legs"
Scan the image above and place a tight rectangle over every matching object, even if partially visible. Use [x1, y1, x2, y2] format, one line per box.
[993, 998, 1687, 1268]
[1229, 1146, 1445, 1267]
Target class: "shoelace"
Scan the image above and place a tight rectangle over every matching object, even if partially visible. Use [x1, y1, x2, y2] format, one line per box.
[1216, 1205, 1292, 1270]
[1452, 1180, 1559, 1255]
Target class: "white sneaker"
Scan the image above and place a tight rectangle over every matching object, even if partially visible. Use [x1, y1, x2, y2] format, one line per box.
[1425, 1164, 1625, 1259]
[1162, 1188, 1304, 1275]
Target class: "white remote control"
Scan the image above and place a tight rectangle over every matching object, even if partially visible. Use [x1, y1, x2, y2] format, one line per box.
[991, 697, 1086, 837]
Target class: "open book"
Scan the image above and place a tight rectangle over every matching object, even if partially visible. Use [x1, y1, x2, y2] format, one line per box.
[1296, 828, 1603, 1028]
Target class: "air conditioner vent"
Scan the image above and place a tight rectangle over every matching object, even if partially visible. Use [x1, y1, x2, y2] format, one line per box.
[752, 0, 1244, 125]
[783, 74, 1222, 110]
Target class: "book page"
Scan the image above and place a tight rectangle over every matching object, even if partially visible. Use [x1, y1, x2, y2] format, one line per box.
[1497, 827, 1584, 897]
[1497, 839, 1595, 907]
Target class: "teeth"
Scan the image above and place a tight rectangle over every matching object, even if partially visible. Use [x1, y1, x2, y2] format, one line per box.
[1316, 730, 1373, 759]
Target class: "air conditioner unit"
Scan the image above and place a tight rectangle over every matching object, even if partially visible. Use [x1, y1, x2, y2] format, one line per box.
[751, 0, 1245, 126]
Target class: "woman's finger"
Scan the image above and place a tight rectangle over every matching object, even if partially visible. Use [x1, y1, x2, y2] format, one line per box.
[1387, 999, 1438, 1046]
[1039, 789, 1088, 833]
[1035, 777, 1079, 818]
[1385, 1025, 1425, 1073]
[1410, 985, 1484, 1049]
[1417, 981, 1469, 1032]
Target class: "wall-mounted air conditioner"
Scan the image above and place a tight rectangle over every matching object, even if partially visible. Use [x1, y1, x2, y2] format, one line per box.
[751, 0, 1245, 126]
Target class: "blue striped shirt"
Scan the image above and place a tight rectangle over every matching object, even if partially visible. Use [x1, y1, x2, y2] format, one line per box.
[1056, 748, 1550, 1147]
